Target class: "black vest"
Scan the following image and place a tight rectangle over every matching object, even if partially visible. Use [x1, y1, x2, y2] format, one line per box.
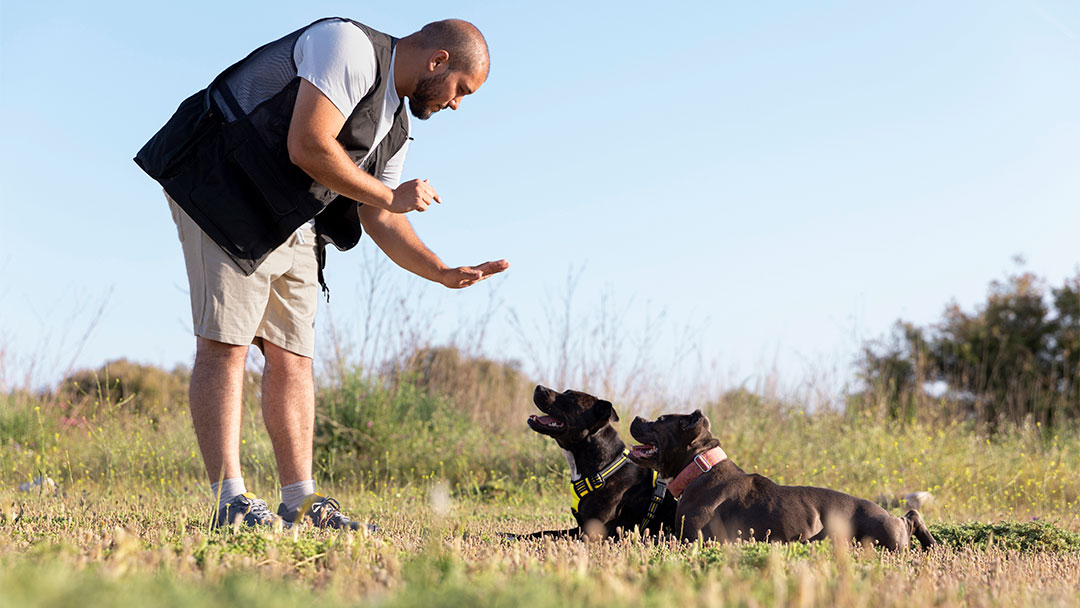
[134, 18, 410, 288]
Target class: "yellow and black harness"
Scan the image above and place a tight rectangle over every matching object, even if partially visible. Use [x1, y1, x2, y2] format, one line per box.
[570, 449, 669, 531]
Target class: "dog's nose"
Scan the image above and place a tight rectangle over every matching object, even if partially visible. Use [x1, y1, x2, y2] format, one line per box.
[533, 385, 555, 405]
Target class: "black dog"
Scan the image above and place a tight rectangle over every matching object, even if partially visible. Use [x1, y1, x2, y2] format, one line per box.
[628, 410, 936, 550]
[517, 386, 677, 539]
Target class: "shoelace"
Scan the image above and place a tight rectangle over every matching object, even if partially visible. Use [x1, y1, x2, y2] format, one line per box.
[312, 497, 350, 525]
[242, 497, 275, 522]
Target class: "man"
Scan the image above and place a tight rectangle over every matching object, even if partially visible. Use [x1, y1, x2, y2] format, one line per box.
[135, 18, 507, 529]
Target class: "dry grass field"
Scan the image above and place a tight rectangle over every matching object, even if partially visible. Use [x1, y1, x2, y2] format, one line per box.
[3, 359, 1080, 607]
[2, 482, 1079, 607]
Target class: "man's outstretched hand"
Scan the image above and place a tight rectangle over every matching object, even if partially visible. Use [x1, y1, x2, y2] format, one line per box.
[440, 260, 510, 289]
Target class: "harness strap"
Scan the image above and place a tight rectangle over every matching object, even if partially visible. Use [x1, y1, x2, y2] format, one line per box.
[570, 450, 630, 513]
[638, 471, 668, 530]
[567, 451, 673, 533]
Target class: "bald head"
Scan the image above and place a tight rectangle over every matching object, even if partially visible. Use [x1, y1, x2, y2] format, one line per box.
[416, 19, 489, 78]
[394, 19, 489, 119]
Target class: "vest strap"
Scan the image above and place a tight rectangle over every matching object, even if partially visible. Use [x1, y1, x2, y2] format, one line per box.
[210, 80, 245, 122]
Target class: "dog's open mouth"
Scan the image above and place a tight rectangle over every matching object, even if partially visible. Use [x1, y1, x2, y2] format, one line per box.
[630, 444, 658, 460]
[528, 414, 566, 432]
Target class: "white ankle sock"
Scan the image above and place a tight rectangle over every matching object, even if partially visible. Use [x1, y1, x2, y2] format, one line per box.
[281, 480, 317, 513]
[211, 477, 247, 509]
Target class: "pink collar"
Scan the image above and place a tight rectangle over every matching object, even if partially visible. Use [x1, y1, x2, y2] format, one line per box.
[666, 446, 727, 499]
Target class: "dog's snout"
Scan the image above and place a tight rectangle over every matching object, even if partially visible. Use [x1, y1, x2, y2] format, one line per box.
[533, 385, 556, 407]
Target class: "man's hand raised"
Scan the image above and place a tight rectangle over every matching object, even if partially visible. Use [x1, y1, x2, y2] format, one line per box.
[388, 178, 441, 214]
[439, 260, 510, 289]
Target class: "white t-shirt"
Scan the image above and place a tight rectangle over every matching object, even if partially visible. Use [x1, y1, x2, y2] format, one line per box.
[293, 19, 410, 189]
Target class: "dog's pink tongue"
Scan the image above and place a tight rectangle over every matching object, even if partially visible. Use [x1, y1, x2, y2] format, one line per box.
[631, 444, 655, 457]
[530, 415, 563, 427]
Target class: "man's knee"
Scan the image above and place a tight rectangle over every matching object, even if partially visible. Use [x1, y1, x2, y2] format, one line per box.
[262, 340, 313, 379]
[189, 338, 247, 402]
[195, 336, 249, 369]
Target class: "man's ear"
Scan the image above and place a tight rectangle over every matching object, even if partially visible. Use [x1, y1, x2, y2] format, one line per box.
[429, 49, 450, 71]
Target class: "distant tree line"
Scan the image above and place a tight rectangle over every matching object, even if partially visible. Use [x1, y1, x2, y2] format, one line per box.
[854, 269, 1080, 428]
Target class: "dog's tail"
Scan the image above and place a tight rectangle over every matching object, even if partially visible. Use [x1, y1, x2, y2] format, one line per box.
[903, 509, 936, 549]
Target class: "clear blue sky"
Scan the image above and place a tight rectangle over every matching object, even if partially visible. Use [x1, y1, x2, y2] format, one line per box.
[1, 1, 1078, 397]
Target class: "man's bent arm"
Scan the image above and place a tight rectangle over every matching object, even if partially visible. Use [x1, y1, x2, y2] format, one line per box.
[287, 79, 438, 214]
[358, 205, 509, 288]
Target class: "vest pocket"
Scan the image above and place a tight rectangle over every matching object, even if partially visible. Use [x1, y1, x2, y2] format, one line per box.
[227, 139, 299, 216]
[156, 81, 323, 269]
[136, 89, 215, 180]
[180, 114, 296, 259]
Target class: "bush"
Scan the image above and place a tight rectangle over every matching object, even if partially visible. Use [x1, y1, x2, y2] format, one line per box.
[392, 346, 535, 430]
[55, 359, 192, 417]
[313, 366, 552, 487]
[854, 270, 1080, 428]
[0, 390, 56, 452]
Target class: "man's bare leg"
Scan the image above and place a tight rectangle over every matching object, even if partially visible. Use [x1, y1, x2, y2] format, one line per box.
[189, 336, 249, 483]
[260, 342, 366, 529]
[260, 340, 315, 487]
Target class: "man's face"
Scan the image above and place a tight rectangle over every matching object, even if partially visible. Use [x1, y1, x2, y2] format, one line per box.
[408, 67, 484, 120]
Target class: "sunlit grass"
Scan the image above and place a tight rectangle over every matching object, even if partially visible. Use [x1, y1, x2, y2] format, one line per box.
[2, 482, 1080, 608]
[3, 369, 1080, 606]
[5, 380, 1079, 530]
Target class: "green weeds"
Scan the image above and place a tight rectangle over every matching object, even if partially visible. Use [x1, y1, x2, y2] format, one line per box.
[930, 520, 1080, 554]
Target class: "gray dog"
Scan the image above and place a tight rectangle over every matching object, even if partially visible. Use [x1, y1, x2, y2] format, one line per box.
[627, 410, 936, 550]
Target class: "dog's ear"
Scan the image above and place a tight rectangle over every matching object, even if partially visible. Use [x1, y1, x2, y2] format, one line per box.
[588, 400, 618, 432]
[680, 409, 709, 433]
[600, 400, 619, 423]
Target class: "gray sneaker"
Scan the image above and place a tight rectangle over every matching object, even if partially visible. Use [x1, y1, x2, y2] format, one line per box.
[277, 493, 376, 532]
[214, 492, 277, 528]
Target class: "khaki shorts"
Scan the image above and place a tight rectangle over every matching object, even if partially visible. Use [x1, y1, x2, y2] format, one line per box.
[168, 195, 318, 358]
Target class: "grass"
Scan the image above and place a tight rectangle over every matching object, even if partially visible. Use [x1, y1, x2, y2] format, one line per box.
[3, 365, 1080, 606]
[2, 484, 1080, 607]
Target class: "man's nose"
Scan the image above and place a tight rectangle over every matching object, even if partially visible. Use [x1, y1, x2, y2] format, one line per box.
[448, 97, 461, 110]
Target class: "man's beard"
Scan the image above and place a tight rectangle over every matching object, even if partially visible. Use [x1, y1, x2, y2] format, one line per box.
[408, 71, 450, 120]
